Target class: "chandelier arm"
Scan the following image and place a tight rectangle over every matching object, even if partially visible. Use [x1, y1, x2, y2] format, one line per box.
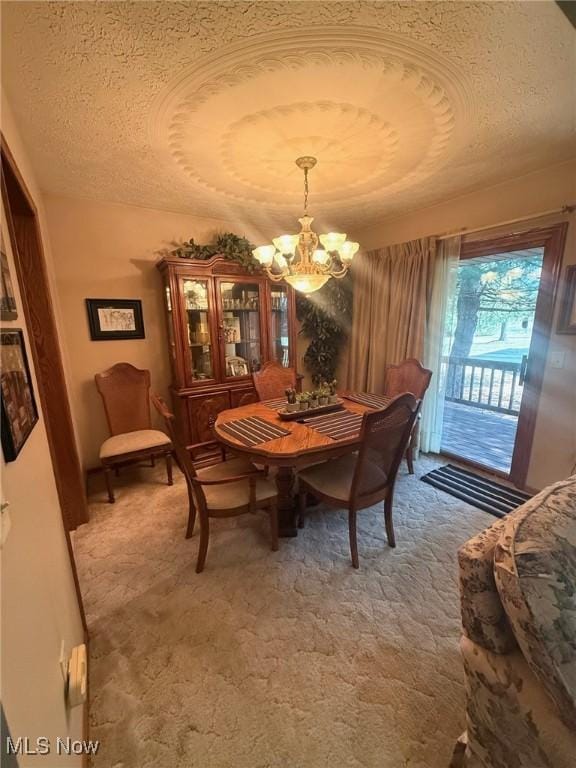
[264, 269, 287, 282]
[332, 266, 351, 279]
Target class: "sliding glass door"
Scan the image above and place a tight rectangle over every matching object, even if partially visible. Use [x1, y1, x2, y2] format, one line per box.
[438, 225, 566, 487]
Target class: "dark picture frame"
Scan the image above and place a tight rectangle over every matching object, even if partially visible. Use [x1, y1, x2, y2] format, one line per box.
[1, 329, 39, 462]
[556, 265, 576, 334]
[86, 298, 145, 341]
[1, 229, 17, 320]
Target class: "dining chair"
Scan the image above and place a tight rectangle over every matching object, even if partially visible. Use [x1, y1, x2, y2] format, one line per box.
[297, 393, 419, 568]
[253, 360, 296, 401]
[95, 363, 173, 503]
[384, 358, 432, 474]
[151, 394, 279, 573]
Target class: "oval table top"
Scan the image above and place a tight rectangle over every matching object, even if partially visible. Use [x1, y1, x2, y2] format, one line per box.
[214, 397, 371, 467]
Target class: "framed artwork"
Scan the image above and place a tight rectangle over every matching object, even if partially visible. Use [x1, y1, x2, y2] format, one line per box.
[86, 298, 145, 340]
[557, 265, 576, 334]
[0, 230, 17, 320]
[1, 329, 38, 462]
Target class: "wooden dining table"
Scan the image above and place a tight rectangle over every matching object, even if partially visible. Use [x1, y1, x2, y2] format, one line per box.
[213, 397, 373, 537]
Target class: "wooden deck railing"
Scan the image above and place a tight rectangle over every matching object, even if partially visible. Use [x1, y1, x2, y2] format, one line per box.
[443, 355, 524, 415]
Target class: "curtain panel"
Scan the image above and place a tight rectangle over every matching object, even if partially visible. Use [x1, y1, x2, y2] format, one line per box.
[347, 237, 436, 393]
[419, 236, 461, 453]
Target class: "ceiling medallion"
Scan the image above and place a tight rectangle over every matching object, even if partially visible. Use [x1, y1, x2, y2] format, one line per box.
[252, 156, 359, 295]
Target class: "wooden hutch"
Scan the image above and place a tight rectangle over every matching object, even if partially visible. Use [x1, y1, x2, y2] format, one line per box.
[157, 255, 298, 452]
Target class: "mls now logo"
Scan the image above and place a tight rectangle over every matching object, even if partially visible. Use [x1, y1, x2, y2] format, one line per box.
[6, 737, 100, 755]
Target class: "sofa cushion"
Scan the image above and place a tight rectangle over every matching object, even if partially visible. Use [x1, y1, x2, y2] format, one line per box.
[458, 518, 517, 654]
[494, 476, 576, 731]
[460, 635, 576, 768]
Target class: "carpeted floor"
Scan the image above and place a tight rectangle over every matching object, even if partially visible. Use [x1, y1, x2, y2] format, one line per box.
[74, 456, 492, 768]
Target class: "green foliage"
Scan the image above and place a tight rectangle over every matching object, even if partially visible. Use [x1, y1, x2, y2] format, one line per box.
[171, 232, 262, 273]
[296, 275, 353, 385]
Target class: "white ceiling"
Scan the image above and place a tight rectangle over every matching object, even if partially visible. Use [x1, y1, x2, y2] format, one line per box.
[2, 1, 575, 234]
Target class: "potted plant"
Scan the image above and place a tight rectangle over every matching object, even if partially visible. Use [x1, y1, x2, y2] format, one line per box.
[318, 385, 329, 406]
[298, 393, 310, 411]
[285, 387, 299, 413]
[328, 379, 338, 404]
[309, 389, 319, 409]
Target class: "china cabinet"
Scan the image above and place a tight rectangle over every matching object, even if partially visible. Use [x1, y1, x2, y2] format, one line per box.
[157, 255, 298, 453]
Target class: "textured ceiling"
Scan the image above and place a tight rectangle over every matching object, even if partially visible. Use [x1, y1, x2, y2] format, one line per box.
[1, 1, 575, 233]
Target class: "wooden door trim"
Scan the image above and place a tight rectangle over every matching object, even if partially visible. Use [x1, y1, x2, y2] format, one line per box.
[1, 135, 88, 629]
[460, 223, 567, 488]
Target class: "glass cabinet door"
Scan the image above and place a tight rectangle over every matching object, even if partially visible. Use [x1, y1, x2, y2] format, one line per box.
[182, 278, 215, 383]
[219, 281, 262, 378]
[270, 285, 291, 367]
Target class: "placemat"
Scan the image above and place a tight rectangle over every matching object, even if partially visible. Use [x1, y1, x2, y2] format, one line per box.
[262, 398, 288, 410]
[301, 409, 364, 441]
[343, 392, 392, 410]
[218, 416, 290, 446]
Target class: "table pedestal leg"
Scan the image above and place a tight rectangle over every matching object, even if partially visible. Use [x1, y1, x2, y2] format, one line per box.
[276, 466, 298, 537]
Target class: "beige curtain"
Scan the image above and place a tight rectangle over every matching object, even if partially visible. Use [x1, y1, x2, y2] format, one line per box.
[347, 237, 436, 393]
[420, 235, 461, 453]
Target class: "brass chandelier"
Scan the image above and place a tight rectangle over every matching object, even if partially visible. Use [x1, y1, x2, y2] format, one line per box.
[252, 156, 359, 294]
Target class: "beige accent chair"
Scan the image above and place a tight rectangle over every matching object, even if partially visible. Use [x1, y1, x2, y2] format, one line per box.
[152, 394, 279, 573]
[297, 393, 419, 568]
[95, 363, 173, 503]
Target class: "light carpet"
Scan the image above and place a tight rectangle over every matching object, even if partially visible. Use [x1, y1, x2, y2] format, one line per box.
[74, 456, 492, 768]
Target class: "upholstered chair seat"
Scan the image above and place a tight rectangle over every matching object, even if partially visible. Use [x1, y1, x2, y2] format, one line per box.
[297, 453, 387, 503]
[99, 429, 171, 459]
[196, 455, 257, 481]
[201, 475, 277, 511]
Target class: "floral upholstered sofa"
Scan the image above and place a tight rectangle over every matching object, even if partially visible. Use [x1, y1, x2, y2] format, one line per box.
[453, 475, 576, 768]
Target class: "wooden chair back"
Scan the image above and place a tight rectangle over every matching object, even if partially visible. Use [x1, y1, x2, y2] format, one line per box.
[385, 358, 432, 400]
[253, 361, 296, 401]
[95, 363, 152, 436]
[151, 393, 198, 481]
[351, 393, 419, 506]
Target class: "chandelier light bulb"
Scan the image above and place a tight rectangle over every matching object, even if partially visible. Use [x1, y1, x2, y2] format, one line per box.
[252, 245, 276, 266]
[319, 233, 347, 252]
[339, 241, 360, 261]
[284, 274, 330, 294]
[312, 249, 330, 265]
[272, 234, 299, 255]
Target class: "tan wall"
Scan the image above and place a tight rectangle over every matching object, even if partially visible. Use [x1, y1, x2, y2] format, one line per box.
[44, 195, 268, 468]
[1, 95, 85, 764]
[351, 159, 576, 490]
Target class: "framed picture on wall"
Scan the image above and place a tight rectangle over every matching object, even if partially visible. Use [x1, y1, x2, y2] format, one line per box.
[0, 229, 17, 320]
[1, 329, 39, 462]
[557, 265, 576, 334]
[86, 298, 145, 340]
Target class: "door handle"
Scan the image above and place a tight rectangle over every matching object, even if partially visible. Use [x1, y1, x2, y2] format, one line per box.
[519, 354, 529, 386]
